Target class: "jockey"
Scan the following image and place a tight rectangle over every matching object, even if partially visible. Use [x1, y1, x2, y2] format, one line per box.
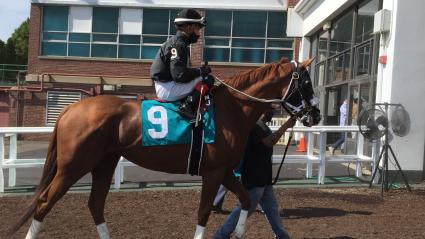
[150, 9, 214, 120]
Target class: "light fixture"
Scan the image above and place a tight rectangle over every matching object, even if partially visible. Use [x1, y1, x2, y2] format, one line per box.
[323, 21, 331, 31]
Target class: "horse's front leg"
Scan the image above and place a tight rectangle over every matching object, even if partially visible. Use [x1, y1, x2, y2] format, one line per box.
[222, 171, 250, 238]
[194, 169, 225, 239]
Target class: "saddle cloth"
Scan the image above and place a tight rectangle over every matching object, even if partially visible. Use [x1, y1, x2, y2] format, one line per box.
[141, 100, 215, 146]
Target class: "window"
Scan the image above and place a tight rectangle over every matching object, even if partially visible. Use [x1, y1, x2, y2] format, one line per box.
[41, 6, 180, 60]
[204, 10, 293, 64]
[42, 5, 69, 56]
[119, 8, 142, 59]
[318, 31, 328, 61]
[330, 11, 354, 56]
[142, 9, 170, 59]
[92, 7, 119, 58]
[313, 2, 381, 86]
[68, 6, 91, 57]
[356, 0, 379, 44]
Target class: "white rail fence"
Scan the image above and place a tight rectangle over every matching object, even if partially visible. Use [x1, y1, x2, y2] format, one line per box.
[0, 126, 379, 193]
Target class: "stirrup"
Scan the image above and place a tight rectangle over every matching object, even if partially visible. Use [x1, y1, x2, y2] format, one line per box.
[189, 113, 202, 124]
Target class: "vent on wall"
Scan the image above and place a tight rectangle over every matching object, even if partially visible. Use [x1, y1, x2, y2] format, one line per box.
[46, 91, 82, 125]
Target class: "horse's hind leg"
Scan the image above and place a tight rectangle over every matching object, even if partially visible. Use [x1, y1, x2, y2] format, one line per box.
[88, 154, 120, 239]
[27, 169, 89, 238]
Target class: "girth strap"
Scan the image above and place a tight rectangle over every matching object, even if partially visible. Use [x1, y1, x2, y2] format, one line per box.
[187, 123, 205, 175]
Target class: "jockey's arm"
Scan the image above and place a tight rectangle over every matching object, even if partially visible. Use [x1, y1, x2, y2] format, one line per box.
[170, 44, 201, 83]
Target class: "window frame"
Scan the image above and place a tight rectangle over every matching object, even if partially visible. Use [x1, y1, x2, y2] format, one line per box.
[203, 10, 294, 65]
[40, 6, 181, 60]
[310, 0, 382, 89]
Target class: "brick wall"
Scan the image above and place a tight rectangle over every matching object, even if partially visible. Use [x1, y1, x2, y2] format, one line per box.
[288, 0, 300, 8]
[22, 4, 297, 130]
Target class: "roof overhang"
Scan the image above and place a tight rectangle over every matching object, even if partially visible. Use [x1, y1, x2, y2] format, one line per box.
[31, 0, 288, 11]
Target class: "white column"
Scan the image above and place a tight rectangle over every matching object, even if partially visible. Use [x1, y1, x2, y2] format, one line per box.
[0, 134, 5, 193]
[8, 134, 17, 187]
[318, 132, 327, 184]
[356, 132, 365, 177]
[306, 132, 314, 178]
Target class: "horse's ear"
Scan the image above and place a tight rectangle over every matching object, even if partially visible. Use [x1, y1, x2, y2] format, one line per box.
[300, 58, 315, 69]
[279, 57, 290, 64]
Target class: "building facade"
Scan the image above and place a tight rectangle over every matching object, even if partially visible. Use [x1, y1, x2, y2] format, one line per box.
[1, 0, 299, 128]
[288, 0, 425, 180]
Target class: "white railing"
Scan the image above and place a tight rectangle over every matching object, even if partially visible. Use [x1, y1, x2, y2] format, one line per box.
[0, 126, 379, 193]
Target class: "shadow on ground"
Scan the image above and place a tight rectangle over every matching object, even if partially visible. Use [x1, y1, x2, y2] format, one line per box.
[281, 207, 372, 219]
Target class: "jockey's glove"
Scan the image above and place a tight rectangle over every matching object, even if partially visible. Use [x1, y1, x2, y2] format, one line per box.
[202, 75, 215, 88]
[199, 66, 212, 77]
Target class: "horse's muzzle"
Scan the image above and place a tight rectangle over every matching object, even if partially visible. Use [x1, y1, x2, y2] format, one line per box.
[301, 108, 321, 127]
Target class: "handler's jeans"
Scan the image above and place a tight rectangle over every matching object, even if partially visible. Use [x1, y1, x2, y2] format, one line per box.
[332, 132, 346, 150]
[213, 185, 291, 239]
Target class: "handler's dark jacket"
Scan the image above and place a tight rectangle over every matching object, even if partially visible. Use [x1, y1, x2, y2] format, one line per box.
[241, 120, 274, 190]
[150, 31, 201, 83]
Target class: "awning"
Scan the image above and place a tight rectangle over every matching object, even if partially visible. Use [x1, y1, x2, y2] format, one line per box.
[31, 0, 287, 11]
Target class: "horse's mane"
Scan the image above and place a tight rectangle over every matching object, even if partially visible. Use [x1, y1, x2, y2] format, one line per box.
[220, 58, 291, 90]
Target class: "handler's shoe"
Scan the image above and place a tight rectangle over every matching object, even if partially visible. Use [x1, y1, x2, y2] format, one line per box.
[328, 146, 335, 155]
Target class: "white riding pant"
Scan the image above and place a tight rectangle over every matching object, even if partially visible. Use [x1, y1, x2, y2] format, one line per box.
[154, 77, 202, 101]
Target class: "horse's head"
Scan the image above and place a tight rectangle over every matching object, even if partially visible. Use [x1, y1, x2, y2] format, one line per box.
[279, 58, 321, 127]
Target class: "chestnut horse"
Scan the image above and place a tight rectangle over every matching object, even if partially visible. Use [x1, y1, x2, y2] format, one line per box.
[10, 58, 319, 239]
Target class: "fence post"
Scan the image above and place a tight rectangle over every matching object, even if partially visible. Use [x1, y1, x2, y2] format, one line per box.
[318, 132, 327, 184]
[355, 132, 364, 177]
[8, 134, 17, 187]
[0, 134, 5, 192]
[306, 132, 314, 178]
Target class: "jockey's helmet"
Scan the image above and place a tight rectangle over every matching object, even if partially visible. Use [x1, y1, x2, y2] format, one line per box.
[174, 9, 206, 27]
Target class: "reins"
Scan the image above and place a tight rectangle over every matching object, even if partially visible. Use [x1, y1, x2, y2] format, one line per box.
[212, 71, 299, 104]
[272, 128, 294, 185]
[211, 61, 310, 184]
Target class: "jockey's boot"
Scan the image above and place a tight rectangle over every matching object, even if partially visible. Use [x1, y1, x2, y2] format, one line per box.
[178, 91, 201, 120]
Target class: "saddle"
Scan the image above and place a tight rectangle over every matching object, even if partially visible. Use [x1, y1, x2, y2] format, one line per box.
[141, 96, 215, 175]
[178, 76, 215, 123]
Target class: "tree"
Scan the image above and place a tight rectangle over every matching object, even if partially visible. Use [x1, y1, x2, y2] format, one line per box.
[0, 39, 5, 64]
[9, 19, 29, 64]
[5, 38, 17, 64]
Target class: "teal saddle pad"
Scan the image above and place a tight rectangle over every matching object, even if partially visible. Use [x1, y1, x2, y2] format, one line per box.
[141, 100, 215, 146]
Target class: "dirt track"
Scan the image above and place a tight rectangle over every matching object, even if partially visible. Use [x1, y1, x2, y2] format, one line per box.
[1, 187, 425, 239]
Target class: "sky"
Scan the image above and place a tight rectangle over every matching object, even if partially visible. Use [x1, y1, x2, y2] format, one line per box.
[0, 0, 31, 41]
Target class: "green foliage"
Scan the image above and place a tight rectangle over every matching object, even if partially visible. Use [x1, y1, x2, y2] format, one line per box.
[0, 18, 29, 64]
[0, 40, 5, 64]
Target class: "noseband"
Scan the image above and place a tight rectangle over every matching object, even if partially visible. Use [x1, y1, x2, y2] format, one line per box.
[280, 61, 318, 119]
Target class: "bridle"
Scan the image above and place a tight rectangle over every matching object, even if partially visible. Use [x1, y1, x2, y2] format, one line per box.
[213, 60, 318, 119]
[281, 61, 319, 120]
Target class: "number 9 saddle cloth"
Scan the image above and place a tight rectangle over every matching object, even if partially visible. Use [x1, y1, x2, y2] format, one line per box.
[141, 100, 215, 146]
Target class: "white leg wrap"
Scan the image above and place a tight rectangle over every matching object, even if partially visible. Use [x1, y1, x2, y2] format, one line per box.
[25, 219, 42, 239]
[235, 210, 248, 239]
[194, 225, 205, 239]
[96, 222, 110, 239]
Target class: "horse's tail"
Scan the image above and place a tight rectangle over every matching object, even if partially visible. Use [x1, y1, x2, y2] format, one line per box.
[7, 106, 68, 237]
